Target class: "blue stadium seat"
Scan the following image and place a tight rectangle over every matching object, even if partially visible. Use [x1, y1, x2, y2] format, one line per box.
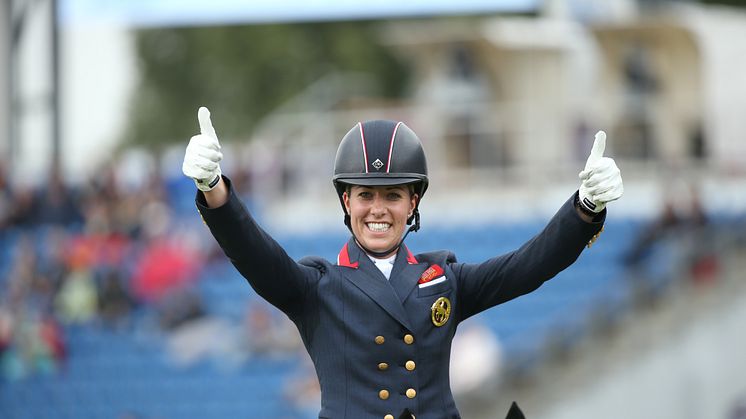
[1, 217, 645, 417]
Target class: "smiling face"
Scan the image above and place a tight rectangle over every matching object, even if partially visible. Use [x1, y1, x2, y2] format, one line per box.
[342, 184, 418, 258]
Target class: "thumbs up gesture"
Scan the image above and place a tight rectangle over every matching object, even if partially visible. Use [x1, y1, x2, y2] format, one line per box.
[578, 131, 623, 213]
[182, 107, 223, 192]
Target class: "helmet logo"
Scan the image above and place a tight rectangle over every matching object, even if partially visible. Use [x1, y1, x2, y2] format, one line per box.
[372, 158, 384, 170]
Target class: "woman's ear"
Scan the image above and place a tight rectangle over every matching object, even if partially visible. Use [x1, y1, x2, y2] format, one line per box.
[342, 190, 351, 215]
[409, 193, 418, 217]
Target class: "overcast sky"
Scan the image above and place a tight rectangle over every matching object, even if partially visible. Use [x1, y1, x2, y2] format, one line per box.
[60, 0, 540, 27]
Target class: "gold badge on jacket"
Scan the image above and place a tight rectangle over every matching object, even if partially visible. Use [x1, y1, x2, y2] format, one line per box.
[431, 297, 451, 327]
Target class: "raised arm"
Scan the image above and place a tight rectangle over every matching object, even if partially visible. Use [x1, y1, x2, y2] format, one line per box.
[182, 107, 316, 316]
[455, 130, 623, 320]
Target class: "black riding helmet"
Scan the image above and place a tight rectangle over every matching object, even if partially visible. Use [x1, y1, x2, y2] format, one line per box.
[333, 120, 429, 245]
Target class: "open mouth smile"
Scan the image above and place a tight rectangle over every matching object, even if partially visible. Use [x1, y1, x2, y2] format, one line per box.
[366, 222, 391, 233]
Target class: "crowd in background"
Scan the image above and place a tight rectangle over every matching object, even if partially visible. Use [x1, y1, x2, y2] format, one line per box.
[621, 182, 722, 304]
[0, 158, 302, 383]
[0, 154, 738, 418]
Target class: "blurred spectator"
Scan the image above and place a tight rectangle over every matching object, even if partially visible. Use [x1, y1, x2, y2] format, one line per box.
[283, 353, 321, 419]
[1, 230, 69, 381]
[0, 307, 13, 359]
[623, 182, 719, 301]
[131, 196, 202, 303]
[242, 302, 302, 357]
[130, 235, 200, 304]
[37, 314, 66, 369]
[623, 198, 681, 268]
[0, 162, 12, 230]
[6, 186, 38, 228]
[685, 187, 719, 285]
[54, 233, 99, 324]
[54, 266, 98, 325]
[449, 321, 502, 396]
[157, 288, 206, 331]
[97, 269, 135, 329]
[0, 309, 67, 381]
[166, 313, 243, 368]
[35, 164, 83, 226]
[7, 235, 42, 309]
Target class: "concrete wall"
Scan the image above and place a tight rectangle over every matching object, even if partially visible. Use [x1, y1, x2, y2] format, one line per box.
[540, 278, 746, 419]
[681, 4, 746, 170]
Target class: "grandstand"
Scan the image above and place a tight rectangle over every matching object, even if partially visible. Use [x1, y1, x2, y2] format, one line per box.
[4, 172, 737, 419]
[3, 1, 746, 418]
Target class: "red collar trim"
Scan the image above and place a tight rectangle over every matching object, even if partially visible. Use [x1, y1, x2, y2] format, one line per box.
[338, 243, 417, 267]
[405, 246, 418, 265]
[337, 243, 359, 268]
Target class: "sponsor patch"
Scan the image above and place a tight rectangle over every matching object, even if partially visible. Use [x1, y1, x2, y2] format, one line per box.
[418, 264, 444, 284]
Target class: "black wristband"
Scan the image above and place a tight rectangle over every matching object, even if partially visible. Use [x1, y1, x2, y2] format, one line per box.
[207, 174, 221, 189]
[575, 193, 598, 217]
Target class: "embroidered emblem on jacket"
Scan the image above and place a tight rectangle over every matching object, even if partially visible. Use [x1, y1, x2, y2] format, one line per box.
[431, 297, 451, 327]
[419, 264, 444, 284]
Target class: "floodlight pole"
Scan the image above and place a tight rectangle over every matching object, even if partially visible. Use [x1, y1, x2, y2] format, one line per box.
[50, 0, 60, 171]
[6, 0, 62, 180]
[1, 0, 11, 162]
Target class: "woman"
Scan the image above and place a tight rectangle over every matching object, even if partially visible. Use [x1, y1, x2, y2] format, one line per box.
[182, 107, 623, 419]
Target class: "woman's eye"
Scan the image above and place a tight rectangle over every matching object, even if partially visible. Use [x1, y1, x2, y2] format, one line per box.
[387, 193, 402, 200]
[359, 192, 372, 199]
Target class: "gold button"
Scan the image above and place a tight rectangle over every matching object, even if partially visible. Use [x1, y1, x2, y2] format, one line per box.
[384, 415, 394, 419]
[379, 389, 390, 400]
[403, 334, 414, 344]
[378, 362, 389, 371]
[375, 335, 385, 345]
[406, 388, 416, 399]
[405, 360, 416, 371]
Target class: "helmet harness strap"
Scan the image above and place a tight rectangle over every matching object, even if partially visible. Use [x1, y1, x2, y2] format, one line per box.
[333, 120, 428, 259]
[347, 209, 420, 259]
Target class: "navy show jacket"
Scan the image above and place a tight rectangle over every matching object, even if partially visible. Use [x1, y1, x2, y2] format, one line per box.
[196, 177, 604, 419]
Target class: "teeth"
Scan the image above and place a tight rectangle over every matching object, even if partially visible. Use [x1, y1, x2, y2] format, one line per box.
[367, 222, 391, 232]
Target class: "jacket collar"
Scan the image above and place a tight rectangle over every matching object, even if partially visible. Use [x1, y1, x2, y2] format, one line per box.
[389, 247, 427, 304]
[336, 241, 359, 268]
[336, 239, 418, 269]
[336, 238, 426, 330]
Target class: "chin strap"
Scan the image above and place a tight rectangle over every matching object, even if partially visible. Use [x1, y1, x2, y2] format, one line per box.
[351, 210, 421, 258]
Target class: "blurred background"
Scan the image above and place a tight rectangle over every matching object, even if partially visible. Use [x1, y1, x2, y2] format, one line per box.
[2, 0, 746, 418]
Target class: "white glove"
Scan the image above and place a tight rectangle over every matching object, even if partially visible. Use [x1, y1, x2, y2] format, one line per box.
[579, 131, 623, 213]
[182, 107, 223, 192]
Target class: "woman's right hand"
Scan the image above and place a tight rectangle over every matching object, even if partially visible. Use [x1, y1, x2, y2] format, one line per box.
[183, 107, 228, 207]
[183, 106, 223, 191]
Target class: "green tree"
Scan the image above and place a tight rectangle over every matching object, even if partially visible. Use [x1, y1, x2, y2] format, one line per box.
[122, 22, 410, 149]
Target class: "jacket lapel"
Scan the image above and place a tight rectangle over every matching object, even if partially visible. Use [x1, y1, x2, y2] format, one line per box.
[338, 239, 412, 330]
[389, 244, 428, 304]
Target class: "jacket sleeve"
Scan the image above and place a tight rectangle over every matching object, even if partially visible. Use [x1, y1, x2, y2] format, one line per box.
[195, 177, 319, 317]
[453, 192, 604, 321]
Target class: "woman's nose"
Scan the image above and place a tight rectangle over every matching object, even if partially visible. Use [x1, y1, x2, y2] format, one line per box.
[370, 195, 386, 216]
